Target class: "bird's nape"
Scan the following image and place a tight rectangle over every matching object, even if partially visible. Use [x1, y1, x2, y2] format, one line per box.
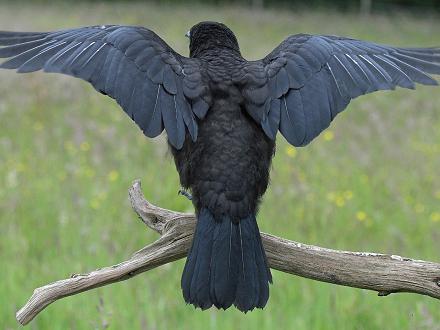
[188, 21, 240, 57]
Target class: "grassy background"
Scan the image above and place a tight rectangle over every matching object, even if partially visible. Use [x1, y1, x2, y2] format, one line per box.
[0, 2, 439, 329]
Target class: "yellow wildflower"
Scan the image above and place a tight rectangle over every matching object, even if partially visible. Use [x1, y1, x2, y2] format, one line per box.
[90, 198, 101, 210]
[335, 196, 345, 207]
[285, 146, 297, 158]
[430, 212, 440, 223]
[344, 190, 353, 200]
[356, 211, 367, 221]
[108, 170, 119, 182]
[323, 130, 334, 141]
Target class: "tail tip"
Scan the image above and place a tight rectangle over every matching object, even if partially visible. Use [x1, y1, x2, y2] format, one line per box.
[181, 208, 272, 313]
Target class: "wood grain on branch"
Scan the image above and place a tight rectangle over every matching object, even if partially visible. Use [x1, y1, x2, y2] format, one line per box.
[16, 180, 440, 325]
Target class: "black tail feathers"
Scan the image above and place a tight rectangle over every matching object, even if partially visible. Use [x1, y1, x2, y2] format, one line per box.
[181, 208, 272, 312]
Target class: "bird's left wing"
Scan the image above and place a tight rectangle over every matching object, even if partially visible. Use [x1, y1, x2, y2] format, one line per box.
[0, 25, 211, 149]
[240, 34, 440, 146]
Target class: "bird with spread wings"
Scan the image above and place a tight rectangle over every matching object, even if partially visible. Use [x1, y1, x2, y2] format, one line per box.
[1, 21, 439, 313]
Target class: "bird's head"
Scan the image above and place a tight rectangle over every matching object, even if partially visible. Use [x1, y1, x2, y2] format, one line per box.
[187, 21, 240, 57]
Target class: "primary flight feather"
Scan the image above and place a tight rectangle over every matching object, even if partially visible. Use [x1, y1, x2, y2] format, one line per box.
[1, 21, 439, 312]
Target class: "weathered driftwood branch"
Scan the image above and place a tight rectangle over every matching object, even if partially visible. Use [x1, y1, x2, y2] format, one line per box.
[16, 180, 440, 325]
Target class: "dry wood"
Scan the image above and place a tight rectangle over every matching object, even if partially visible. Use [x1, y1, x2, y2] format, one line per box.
[16, 180, 440, 325]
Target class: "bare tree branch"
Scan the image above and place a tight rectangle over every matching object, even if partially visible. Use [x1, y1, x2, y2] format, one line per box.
[16, 180, 440, 326]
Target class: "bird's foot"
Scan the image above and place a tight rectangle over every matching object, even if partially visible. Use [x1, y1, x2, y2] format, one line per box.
[178, 189, 193, 201]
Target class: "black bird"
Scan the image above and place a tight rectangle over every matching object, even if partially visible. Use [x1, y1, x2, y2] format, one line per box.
[0, 21, 439, 312]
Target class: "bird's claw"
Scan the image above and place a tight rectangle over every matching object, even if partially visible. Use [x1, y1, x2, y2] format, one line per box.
[178, 189, 193, 201]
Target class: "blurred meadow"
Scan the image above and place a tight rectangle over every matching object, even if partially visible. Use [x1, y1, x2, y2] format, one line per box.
[0, 2, 439, 329]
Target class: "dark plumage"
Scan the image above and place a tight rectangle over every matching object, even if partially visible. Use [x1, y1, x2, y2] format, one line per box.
[1, 21, 439, 312]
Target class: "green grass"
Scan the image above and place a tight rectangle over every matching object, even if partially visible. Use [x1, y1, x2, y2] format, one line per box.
[0, 2, 439, 329]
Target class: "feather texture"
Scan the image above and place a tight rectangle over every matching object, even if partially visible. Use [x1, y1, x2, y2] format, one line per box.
[242, 34, 439, 147]
[181, 209, 271, 312]
[0, 25, 210, 149]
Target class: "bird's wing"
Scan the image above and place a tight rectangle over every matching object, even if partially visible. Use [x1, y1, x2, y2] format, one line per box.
[240, 34, 440, 146]
[0, 25, 211, 149]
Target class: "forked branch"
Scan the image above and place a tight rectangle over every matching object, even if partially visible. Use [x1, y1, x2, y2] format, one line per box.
[16, 180, 440, 325]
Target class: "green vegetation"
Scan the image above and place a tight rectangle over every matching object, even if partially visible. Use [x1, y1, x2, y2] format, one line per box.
[0, 2, 439, 329]
[2, 0, 440, 14]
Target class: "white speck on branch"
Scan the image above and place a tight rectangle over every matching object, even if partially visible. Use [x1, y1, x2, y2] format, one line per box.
[15, 180, 440, 325]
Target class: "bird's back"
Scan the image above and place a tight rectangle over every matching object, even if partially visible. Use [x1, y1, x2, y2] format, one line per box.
[171, 50, 275, 220]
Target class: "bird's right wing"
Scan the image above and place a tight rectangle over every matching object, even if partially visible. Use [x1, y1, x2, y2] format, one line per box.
[0, 25, 211, 149]
[240, 34, 440, 147]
